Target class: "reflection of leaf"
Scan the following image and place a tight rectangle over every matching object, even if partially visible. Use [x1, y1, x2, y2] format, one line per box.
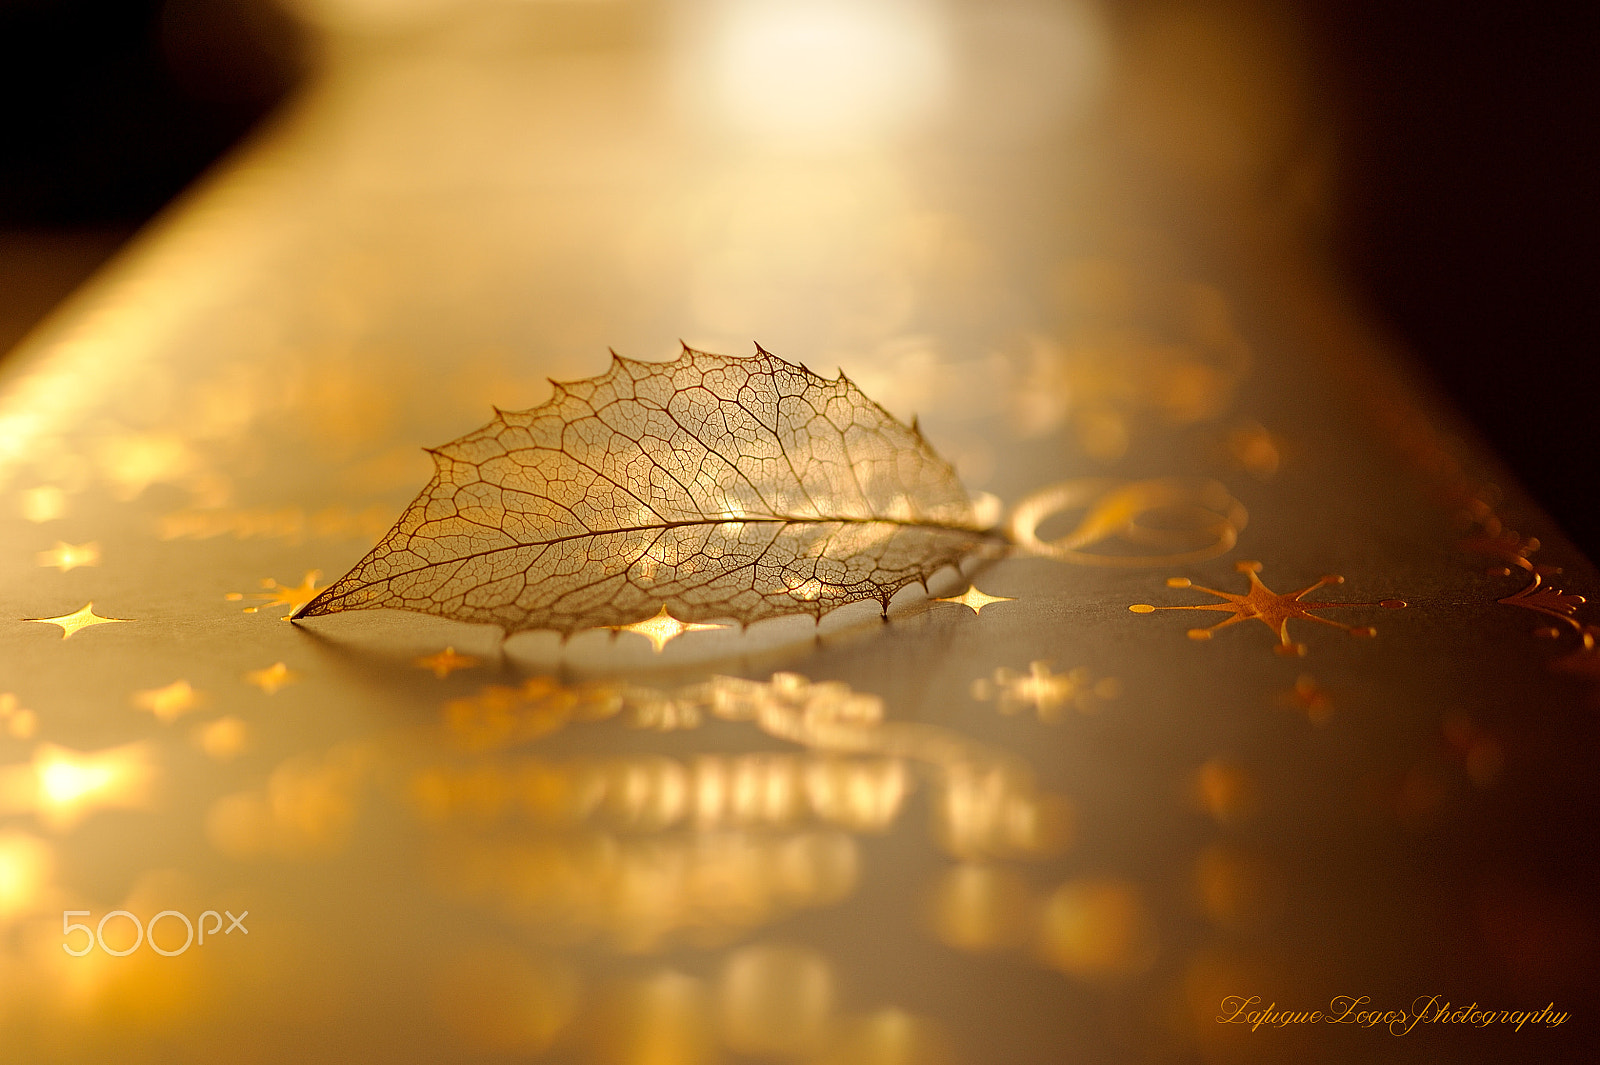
[298, 346, 992, 634]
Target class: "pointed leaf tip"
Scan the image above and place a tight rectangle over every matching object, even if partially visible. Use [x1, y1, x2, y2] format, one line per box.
[292, 589, 329, 620]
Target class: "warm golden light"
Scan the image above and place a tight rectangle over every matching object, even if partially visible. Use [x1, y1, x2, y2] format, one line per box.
[430, 943, 579, 1054]
[815, 1010, 956, 1065]
[934, 585, 1015, 616]
[225, 571, 323, 618]
[718, 943, 834, 1055]
[206, 745, 369, 858]
[0, 831, 53, 918]
[803, 757, 908, 832]
[194, 716, 249, 761]
[414, 646, 480, 679]
[23, 602, 131, 640]
[430, 830, 857, 951]
[0, 743, 157, 830]
[1036, 878, 1157, 979]
[242, 661, 298, 694]
[0, 692, 37, 739]
[19, 485, 66, 522]
[690, 0, 949, 146]
[933, 764, 1074, 858]
[39, 760, 109, 806]
[591, 971, 718, 1065]
[612, 606, 730, 654]
[133, 680, 202, 724]
[970, 661, 1119, 721]
[1195, 844, 1281, 931]
[926, 863, 1034, 952]
[0, 0, 1554, 1056]
[413, 752, 918, 836]
[35, 540, 100, 572]
[1190, 759, 1256, 824]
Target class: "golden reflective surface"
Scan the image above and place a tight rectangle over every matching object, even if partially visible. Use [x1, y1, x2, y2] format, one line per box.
[1, 1, 1595, 1062]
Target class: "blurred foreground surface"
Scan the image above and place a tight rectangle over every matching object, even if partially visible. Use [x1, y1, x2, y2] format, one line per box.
[1, 2, 1596, 1062]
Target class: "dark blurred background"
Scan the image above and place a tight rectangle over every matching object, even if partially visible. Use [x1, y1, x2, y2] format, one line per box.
[0, 0, 303, 350]
[0, 0, 1595, 554]
[1298, 0, 1600, 559]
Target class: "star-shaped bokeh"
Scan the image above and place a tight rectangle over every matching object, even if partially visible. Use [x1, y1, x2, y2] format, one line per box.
[24, 602, 131, 640]
[228, 572, 323, 619]
[133, 680, 202, 724]
[936, 585, 1016, 615]
[1, 742, 156, 830]
[0, 692, 38, 739]
[611, 606, 728, 653]
[415, 647, 481, 679]
[1280, 674, 1334, 725]
[36, 542, 100, 572]
[244, 662, 298, 694]
[971, 661, 1119, 721]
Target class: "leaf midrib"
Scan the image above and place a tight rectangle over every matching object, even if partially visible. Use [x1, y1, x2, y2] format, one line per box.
[307, 513, 999, 609]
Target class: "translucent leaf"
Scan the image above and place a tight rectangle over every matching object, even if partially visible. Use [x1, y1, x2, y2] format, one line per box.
[297, 346, 991, 634]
